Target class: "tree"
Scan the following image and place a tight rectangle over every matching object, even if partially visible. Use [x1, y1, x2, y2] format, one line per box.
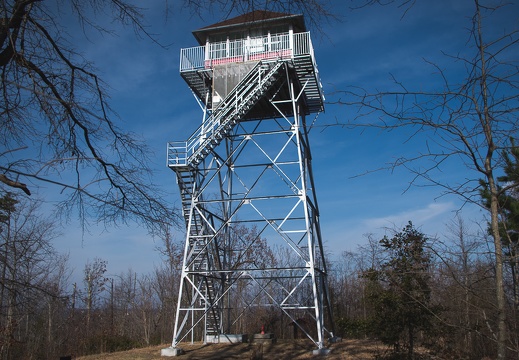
[434, 215, 498, 358]
[481, 139, 519, 311]
[0, 0, 183, 230]
[364, 222, 437, 359]
[330, 251, 365, 338]
[0, 194, 69, 359]
[331, 235, 383, 339]
[136, 274, 157, 346]
[82, 257, 108, 332]
[1, 0, 334, 232]
[153, 229, 182, 344]
[336, 1, 519, 358]
[222, 225, 277, 334]
[111, 269, 138, 340]
[41, 254, 71, 359]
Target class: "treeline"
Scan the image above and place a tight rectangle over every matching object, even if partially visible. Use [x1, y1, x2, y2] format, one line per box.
[0, 194, 181, 359]
[1, 194, 519, 359]
[329, 218, 518, 359]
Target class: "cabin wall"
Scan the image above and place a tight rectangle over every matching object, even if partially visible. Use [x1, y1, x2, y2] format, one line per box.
[212, 61, 259, 109]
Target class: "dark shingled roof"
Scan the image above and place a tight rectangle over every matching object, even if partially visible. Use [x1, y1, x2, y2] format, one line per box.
[192, 10, 306, 45]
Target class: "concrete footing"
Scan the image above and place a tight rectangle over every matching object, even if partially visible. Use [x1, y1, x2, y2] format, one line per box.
[220, 333, 248, 343]
[206, 333, 248, 343]
[312, 348, 331, 355]
[161, 347, 184, 357]
[329, 335, 342, 343]
[252, 333, 276, 344]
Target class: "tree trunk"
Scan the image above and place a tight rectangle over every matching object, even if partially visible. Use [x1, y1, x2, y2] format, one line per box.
[474, 0, 507, 356]
[511, 249, 519, 312]
[489, 181, 508, 359]
[408, 324, 414, 360]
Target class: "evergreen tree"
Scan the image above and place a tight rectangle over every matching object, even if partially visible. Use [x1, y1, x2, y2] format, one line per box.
[0, 194, 17, 229]
[480, 139, 519, 310]
[364, 222, 436, 359]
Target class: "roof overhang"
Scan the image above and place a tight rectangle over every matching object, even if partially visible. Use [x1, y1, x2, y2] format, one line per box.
[192, 11, 306, 45]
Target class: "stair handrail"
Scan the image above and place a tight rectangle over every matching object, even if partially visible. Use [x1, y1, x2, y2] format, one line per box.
[168, 61, 265, 167]
[187, 60, 284, 164]
[168, 60, 284, 167]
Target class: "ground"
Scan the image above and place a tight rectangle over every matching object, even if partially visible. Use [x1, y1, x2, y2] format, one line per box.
[75, 339, 413, 359]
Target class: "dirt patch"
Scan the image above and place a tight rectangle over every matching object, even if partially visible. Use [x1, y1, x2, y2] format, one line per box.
[76, 339, 391, 360]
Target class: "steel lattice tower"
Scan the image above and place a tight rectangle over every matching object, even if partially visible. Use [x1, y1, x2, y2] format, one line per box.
[162, 11, 336, 356]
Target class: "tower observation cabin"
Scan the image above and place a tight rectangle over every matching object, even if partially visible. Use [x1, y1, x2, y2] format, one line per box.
[163, 10, 336, 357]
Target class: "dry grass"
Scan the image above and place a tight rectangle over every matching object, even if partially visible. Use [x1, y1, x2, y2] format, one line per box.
[75, 339, 392, 360]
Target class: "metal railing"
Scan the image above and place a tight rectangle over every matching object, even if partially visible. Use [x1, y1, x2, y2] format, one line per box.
[170, 31, 323, 167]
[168, 61, 284, 167]
[179, 31, 315, 72]
[167, 141, 188, 166]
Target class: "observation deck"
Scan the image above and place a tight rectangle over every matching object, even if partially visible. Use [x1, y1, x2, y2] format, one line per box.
[179, 31, 324, 115]
[169, 30, 324, 168]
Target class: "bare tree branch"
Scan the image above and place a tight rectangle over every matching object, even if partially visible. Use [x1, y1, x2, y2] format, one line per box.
[327, 1, 518, 357]
[1, 0, 180, 232]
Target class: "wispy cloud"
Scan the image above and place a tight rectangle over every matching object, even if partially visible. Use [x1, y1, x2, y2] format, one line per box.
[364, 201, 456, 231]
[322, 201, 461, 254]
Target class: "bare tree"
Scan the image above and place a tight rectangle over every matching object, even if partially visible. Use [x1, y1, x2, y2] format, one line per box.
[42, 254, 71, 359]
[182, 0, 334, 30]
[333, 1, 519, 357]
[82, 257, 108, 332]
[112, 268, 139, 342]
[328, 250, 370, 338]
[0, 194, 68, 359]
[431, 215, 497, 357]
[0, 0, 181, 230]
[1, 0, 334, 232]
[136, 274, 157, 346]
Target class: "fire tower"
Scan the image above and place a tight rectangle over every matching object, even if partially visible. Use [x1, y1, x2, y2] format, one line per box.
[163, 11, 335, 356]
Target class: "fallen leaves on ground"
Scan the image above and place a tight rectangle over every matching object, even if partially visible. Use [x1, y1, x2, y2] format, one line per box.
[76, 339, 395, 359]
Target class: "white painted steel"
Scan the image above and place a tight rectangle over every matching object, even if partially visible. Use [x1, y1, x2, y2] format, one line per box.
[179, 32, 313, 72]
[167, 31, 334, 354]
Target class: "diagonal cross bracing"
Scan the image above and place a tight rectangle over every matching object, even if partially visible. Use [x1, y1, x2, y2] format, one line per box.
[168, 56, 335, 350]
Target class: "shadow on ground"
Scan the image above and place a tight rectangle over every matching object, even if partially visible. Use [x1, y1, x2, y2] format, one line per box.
[76, 339, 396, 360]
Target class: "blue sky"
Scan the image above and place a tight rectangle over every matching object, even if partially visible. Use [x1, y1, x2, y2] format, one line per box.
[51, 0, 518, 281]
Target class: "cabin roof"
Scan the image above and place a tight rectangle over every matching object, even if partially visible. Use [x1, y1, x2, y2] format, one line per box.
[192, 10, 306, 45]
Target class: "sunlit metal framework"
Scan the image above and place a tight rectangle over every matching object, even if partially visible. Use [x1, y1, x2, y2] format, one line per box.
[167, 26, 335, 351]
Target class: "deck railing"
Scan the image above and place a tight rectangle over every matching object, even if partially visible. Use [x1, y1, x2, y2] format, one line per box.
[179, 31, 315, 72]
[171, 31, 323, 168]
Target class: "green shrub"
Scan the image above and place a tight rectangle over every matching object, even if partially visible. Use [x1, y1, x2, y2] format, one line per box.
[336, 317, 369, 338]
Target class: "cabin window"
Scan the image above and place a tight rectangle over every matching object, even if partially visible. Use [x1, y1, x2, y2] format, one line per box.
[210, 41, 227, 59]
[206, 24, 293, 60]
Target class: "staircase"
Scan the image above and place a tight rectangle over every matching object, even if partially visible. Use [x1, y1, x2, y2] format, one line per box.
[189, 60, 285, 167]
[180, 68, 213, 109]
[176, 168, 220, 336]
[204, 277, 221, 337]
[293, 55, 324, 114]
[169, 59, 287, 339]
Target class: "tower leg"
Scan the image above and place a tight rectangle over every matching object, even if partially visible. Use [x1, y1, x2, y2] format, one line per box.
[167, 60, 335, 355]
